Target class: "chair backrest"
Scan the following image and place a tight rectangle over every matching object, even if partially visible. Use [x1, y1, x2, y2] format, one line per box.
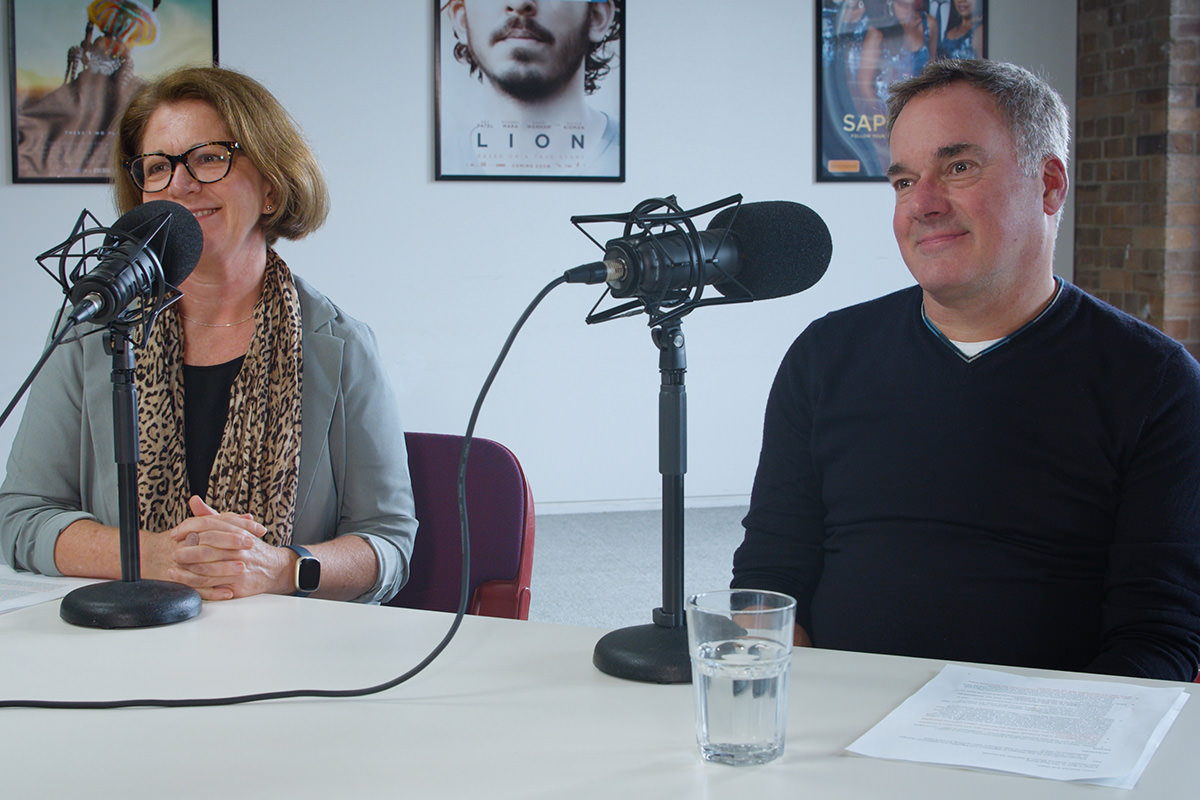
[387, 432, 535, 620]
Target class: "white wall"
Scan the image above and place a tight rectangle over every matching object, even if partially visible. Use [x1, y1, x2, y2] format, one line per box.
[0, 1, 1077, 513]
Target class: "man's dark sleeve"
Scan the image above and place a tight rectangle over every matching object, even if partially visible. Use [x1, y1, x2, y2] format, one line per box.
[732, 333, 828, 634]
[1089, 347, 1200, 682]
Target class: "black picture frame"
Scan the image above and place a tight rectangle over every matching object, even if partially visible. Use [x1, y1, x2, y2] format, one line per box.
[816, 0, 988, 182]
[8, 0, 218, 184]
[435, 0, 625, 182]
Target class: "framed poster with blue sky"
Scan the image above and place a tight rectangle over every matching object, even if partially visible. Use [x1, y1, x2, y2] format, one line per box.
[9, 0, 218, 183]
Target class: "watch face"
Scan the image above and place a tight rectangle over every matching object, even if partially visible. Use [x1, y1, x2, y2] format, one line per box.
[296, 557, 321, 593]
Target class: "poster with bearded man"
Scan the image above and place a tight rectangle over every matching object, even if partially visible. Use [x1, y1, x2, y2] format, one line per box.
[436, 0, 624, 181]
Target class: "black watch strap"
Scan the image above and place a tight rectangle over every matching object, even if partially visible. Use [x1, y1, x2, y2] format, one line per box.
[284, 544, 320, 597]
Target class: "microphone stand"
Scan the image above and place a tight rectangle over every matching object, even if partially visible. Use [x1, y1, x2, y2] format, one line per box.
[59, 322, 201, 628]
[592, 319, 691, 683]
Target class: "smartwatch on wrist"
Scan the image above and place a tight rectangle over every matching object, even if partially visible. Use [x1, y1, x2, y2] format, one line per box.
[284, 544, 320, 597]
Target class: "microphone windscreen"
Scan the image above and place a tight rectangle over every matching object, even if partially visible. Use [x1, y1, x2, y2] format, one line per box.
[708, 201, 832, 300]
[110, 200, 204, 286]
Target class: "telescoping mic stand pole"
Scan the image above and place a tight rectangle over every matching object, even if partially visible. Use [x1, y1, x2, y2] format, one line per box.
[59, 322, 201, 628]
[591, 319, 692, 684]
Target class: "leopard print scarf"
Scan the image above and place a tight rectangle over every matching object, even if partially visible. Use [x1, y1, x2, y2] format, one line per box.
[135, 249, 303, 546]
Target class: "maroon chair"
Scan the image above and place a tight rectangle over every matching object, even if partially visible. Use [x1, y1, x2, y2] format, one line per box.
[387, 432, 535, 620]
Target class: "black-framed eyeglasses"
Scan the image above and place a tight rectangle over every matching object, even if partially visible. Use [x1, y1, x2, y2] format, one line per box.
[125, 141, 241, 193]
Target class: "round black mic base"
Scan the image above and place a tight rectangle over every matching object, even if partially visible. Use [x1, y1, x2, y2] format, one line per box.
[60, 579, 202, 629]
[593, 623, 691, 684]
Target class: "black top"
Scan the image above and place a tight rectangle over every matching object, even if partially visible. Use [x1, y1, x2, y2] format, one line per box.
[182, 356, 244, 499]
[732, 282, 1200, 681]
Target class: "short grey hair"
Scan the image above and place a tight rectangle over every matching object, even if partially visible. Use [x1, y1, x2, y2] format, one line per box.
[886, 59, 1070, 177]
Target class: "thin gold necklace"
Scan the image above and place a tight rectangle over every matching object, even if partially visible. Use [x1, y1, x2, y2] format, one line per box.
[178, 311, 256, 328]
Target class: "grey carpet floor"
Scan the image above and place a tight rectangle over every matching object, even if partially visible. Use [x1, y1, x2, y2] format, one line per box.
[527, 505, 748, 630]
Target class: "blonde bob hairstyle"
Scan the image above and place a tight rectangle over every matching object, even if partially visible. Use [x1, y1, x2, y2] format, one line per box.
[111, 66, 329, 244]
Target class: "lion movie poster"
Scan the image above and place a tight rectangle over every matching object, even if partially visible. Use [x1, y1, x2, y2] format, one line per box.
[435, 0, 624, 181]
[9, 0, 217, 183]
[818, 0, 987, 182]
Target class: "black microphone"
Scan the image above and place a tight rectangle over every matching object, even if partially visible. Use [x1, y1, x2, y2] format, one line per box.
[67, 200, 204, 326]
[565, 200, 832, 301]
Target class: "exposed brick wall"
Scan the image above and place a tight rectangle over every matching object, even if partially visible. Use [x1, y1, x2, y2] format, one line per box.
[1075, 0, 1200, 358]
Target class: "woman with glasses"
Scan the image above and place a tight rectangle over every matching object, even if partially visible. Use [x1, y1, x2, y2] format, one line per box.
[0, 67, 417, 605]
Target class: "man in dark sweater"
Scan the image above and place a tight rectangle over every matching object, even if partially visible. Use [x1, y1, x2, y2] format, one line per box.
[731, 59, 1200, 682]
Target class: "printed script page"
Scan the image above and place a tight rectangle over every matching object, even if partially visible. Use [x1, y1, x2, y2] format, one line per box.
[0, 561, 101, 614]
[847, 664, 1188, 789]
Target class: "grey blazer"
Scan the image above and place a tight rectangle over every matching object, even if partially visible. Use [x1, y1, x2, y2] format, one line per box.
[0, 273, 416, 603]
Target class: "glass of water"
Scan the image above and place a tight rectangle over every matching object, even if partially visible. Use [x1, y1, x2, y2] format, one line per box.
[685, 589, 797, 766]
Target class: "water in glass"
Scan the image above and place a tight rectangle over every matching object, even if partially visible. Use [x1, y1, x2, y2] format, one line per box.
[692, 638, 790, 765]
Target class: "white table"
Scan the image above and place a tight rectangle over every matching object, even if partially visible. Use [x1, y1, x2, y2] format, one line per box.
[0, 593, 1195, 798]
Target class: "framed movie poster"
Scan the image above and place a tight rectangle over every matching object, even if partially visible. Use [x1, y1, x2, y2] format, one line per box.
[817, 0, 987, 182]
[8, 0, 218, 183]
[435, 0, 625, 182]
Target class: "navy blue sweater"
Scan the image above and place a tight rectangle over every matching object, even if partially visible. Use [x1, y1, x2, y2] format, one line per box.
[732, 282, 1200, 681]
